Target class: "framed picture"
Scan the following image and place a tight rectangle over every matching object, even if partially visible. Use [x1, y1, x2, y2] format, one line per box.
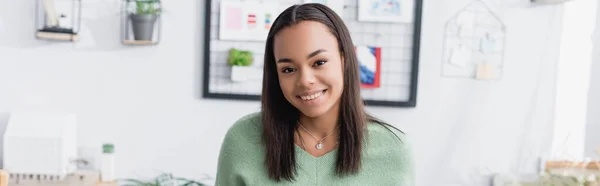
[219, 1, 281, 41]
[358, 0, 414, 23]
[303, 0, 345, 17]
[203, 0, 423, 107]
[356, 46, 381, 88]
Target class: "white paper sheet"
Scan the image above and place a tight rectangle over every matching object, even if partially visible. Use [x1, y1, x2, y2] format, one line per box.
[449, 44, 471, 67]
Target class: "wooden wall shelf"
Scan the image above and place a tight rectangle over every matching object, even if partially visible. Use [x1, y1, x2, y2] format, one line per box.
[122, 40, 154, 45]
[35, 31, 78, 41]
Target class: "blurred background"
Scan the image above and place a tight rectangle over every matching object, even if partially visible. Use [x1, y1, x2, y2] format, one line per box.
[0, 0, 598, 185]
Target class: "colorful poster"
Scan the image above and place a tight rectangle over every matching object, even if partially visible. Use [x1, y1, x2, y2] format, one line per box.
[264, 13, 273, 29]
[247, 13, 257, 29]
[358, 0, 414, 23]
[219, 1, 281, 41]
[303, 0, 345, 17]
[356, 46, 381, 88]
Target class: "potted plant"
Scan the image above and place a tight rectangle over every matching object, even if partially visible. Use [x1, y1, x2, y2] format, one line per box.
[130, 0, 161, 41]
[228, 48, 255, 82]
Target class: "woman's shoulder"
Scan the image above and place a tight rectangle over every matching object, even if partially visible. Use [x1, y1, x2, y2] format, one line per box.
[365, 122, 415, 185]
[225, 112, 263, 139]
[366, 121, 410, 149]
[216, 112, 265, 185]
[218, 112, 264, 160]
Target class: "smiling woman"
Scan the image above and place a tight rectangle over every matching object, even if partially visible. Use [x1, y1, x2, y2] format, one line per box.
[215, 3, 415, 186]
[274, 21, 345, 119]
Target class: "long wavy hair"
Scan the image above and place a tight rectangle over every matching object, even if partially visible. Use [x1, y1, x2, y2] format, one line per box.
[261, 3, 403, 182]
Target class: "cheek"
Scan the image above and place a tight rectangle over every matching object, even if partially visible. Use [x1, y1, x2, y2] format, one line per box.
[278, 75, 295, 95]
[332, 73, 344, 92]
[330, 63, 345, 89]
[320, 63, 344, 95]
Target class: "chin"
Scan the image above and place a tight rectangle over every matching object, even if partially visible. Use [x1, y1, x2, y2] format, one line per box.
[289, 89, 336, 118]
[297, 107, 331, 118]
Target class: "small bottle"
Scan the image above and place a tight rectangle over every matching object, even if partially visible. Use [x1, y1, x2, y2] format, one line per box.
[101, 143, 115, 182]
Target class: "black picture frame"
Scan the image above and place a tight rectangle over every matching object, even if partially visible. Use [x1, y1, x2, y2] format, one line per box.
[202, 0, 422, 107]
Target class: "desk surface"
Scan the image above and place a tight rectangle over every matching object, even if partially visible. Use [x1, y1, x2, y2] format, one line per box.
[7, 171, 115, 186]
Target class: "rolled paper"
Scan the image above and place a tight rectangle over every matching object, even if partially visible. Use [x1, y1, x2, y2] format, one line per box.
[43, 0, 59, 27]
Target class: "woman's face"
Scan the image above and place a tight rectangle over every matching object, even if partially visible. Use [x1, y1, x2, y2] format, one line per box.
[273, 21, 344, 118]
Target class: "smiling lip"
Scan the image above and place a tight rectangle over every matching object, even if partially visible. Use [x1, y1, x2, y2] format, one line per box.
[296, 89, 327, 101]
[297, 90, 326, 97]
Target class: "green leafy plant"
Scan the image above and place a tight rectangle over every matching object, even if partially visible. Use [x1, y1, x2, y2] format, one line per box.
[175, 177, 207, 186]
[135, 0, 161, 15]
[228, 48, 254, 66]
[120, 173, 208, 186]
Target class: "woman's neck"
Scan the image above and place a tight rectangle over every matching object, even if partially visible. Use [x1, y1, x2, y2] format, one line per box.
[299, 108, 339, 138]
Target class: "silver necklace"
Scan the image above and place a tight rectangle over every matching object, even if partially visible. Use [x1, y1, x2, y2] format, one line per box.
[297, 128, 307, 150]
[296, 128, 338, 151]
[298, 123, 335, 150]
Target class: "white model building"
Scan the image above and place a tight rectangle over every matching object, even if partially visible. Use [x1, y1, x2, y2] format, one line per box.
[3, 112, 77, 180]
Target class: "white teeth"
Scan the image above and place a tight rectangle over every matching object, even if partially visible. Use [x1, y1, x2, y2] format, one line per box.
[301, 91, 323, 101]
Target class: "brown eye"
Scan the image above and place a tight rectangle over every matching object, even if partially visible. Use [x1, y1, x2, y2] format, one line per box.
[313, 60, 327, 67]
[282, 67, 296, 73]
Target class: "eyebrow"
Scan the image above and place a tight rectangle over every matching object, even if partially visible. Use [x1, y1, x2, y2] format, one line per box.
[276, 49, 327, 63]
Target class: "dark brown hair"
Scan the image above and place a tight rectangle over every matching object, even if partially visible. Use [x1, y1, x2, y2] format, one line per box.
[261, 3, 402, 182]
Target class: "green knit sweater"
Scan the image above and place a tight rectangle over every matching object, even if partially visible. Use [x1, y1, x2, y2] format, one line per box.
[215, 113, 414, 186]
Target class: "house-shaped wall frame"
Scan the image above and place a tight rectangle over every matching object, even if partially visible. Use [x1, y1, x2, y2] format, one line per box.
[441, 0, 507, 80]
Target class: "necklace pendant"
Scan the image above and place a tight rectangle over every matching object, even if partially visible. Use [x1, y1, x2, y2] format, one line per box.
[316, 143, 323, 150]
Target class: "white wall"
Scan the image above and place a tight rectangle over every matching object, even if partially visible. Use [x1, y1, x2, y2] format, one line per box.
[586, 0, 600, 158]
[552, 0, 597, 161]
[0, 113, 8, 168]
[0, 0, 564, 185]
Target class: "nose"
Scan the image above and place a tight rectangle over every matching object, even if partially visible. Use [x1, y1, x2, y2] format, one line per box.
[297, 68, 316, 87]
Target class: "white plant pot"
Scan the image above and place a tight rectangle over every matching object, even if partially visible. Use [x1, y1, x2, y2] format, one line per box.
[231, 66, 260, 82]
